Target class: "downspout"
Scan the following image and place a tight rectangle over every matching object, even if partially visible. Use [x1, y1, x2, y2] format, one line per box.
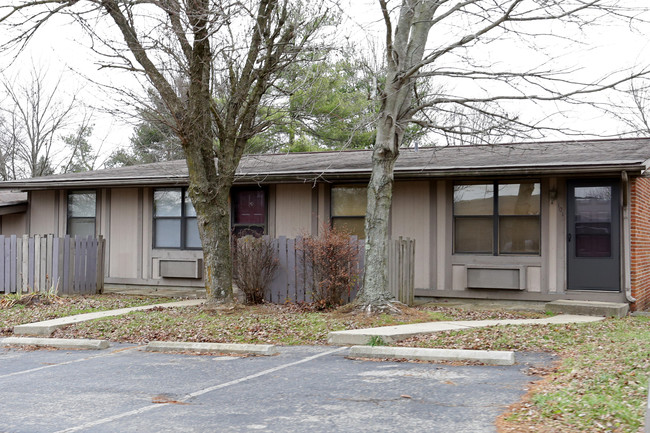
[621, 171, 636, 303]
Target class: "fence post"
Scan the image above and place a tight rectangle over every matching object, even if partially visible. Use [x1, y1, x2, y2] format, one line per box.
[286, 237, 296, 303]
[21, 235, 28, 293]
[10, 235, 17, 293]
[74, 236, 83, 294]
[276, 236, 288, 303]
[97, 236, 105, 294]
[86, 236, 93, 294]
[3, 236, 9, 294]
[31, 235, 39, 293]
[267, 237, 279, 302]
[301, 237, 313, 303]
[63, 235, 70, 293]
[294, 236, 304, 303]
[409, 238, 415, 306]
[52, 237, 60, 293]
[39, 236, 47, 292]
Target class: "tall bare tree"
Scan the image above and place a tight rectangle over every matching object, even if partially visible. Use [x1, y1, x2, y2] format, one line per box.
[602, 79, 650, 136]
[356, 0, 650, 311]
[1, 0, 334, 302]
[0, 67, 76, 179]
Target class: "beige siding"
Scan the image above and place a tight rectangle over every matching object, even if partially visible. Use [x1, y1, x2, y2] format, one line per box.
[436, 180, 449, 291]
[109, 188, 140, 279]
[275, 184, 313, 238]
[391, 181, 430, 288]
[29, 190, 58, 235]
[318, 183, 328, 235]
[142, 188, 152, 279]
[527, 266, 542, 292]
[1, 213, 27, 235]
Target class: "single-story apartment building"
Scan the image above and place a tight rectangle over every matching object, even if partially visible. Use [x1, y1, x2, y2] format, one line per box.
[1, 138, 649, 310]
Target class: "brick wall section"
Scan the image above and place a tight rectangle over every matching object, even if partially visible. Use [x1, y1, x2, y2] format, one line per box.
[630, 176, 650, 311]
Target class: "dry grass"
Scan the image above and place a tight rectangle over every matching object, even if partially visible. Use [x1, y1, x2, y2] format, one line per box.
[398, 317, 650, 433]
[46, 301, 545, 345]
[0, 293, 175, 336]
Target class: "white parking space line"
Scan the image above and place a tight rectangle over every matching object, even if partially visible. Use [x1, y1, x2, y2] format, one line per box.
[0, 346, 142, 380]
[53, 347, 348, 433]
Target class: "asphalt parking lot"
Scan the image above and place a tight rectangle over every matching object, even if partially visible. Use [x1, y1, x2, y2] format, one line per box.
[0, 344, 553, 433]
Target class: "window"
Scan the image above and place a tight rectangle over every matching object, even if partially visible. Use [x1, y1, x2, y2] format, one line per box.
[153, 188, 200, 249]
[574, 186, 612, 257]
[232, 188, 267, 237]
[331, 184, 366, 238]
[453, 181, 540, 255]
[67, 191, 96, 237]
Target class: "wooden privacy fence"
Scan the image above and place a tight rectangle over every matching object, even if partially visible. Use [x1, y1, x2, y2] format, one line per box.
[0, 235, 105, 296]
[264, 236, 415, 305]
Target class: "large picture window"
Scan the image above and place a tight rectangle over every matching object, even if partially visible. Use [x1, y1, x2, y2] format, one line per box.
[331, 184, 366, 238]
[67, 191, 96, 237]
[453, 181, 540, 255]
[153, 188, 200, 249]
[232, 188, 267, 236]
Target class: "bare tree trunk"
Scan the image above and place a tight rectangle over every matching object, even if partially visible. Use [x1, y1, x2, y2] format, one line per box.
[356, 106, 407, 313]
[357, 144, 399, 308]
[183, 127, 237, 302]
[188, 173, 234, 301]
[355, 0, 434, 312]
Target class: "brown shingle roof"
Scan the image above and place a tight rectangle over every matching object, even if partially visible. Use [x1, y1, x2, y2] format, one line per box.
[1, 138, 649, 190]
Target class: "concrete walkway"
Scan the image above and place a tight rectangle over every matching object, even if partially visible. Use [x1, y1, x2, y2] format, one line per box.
[328, 314, 605, 345]
[12, 299, 204, 336]
[4, 301, 608, 366]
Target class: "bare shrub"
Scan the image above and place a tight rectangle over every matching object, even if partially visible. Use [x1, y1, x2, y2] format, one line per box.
[232, 235, 278, 304]
[299, 225, 361, 308]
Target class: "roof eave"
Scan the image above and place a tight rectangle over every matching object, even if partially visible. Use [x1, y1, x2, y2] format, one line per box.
[0, 176, 189, 190]
[234, 163, 646, 183]
[0, 162, 644, 190]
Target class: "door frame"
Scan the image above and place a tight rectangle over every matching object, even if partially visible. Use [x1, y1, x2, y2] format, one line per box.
[566, 179, 621, 292]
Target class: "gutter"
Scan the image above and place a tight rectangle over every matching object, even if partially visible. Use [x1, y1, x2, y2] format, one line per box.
[621, 171, 637, 304]
[0, 162, 645, 190]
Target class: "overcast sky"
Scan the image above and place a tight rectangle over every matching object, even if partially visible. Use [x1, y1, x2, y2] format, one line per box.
[2, 0, 650, 165]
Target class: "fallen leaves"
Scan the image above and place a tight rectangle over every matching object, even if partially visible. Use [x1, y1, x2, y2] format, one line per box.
[151, 394, 189, 405]
[0, 294, 175, 336]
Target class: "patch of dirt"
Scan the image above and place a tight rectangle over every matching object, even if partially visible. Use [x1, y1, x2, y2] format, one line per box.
[151, 394, 189, 405]
[496, 365, 563, 433]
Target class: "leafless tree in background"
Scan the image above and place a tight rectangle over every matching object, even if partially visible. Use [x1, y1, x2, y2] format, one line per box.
[0, 67, 76, 179]
[602, 79, 650, 136]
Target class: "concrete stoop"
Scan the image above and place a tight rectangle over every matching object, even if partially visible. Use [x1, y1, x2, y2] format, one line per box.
[545, 300, 629, 318]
